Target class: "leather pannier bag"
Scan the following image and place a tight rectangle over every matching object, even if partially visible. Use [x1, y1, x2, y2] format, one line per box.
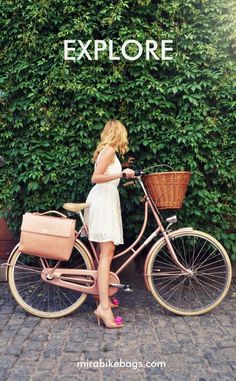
[19, 211, 76, 261]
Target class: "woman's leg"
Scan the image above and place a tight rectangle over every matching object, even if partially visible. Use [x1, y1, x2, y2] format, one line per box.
[94, 242, 119, 308]
[96, 241, 116, 320]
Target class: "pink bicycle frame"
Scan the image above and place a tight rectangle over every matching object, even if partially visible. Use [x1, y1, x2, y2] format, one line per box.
[77, 176, 192, 276]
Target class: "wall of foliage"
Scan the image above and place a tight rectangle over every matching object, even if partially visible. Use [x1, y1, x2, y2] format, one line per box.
[0, 0, 235, 259]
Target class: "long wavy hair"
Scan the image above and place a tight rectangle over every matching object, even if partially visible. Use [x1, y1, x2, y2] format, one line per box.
[93, 119, 128, 162]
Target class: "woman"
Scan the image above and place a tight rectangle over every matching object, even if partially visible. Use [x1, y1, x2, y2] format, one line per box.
[84, 119, 135, 329]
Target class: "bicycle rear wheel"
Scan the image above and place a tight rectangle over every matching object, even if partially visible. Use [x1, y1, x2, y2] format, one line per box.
[146, 230, 232, 316]
[8, 241, 93, 318]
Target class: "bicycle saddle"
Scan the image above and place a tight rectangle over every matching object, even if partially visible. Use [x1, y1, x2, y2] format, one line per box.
[63, 203, 90, 212]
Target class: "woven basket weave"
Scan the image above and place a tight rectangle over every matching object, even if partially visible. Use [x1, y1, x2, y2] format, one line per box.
[143, 171, 191, 209]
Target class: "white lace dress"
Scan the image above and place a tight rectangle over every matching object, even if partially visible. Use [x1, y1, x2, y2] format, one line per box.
[83, 149, 124, 245]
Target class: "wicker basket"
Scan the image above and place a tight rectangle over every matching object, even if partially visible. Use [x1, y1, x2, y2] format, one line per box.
[143, 171, 191, 209]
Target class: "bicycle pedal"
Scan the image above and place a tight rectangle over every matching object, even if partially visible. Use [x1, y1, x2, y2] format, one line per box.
[123, 284, 133, 292]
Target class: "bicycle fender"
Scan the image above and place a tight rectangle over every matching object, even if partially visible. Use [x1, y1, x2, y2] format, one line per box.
[74, 238, 96, 270]
[143, 227, 193, 291]
[2, 243, 20, 281]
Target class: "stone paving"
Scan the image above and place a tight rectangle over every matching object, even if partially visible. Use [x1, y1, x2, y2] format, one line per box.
[0, 274, 235, 381]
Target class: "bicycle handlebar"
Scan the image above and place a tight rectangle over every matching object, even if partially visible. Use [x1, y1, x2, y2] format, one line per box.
[123, 169, 144, 187]
[122, 169, 143, 178]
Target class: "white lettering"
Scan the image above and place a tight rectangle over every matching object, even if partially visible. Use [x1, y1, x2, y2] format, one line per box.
[108, 40, 120, 60]
[121, 39, 143, 61]
[161, 40, 173, 60]
[64, 40, 76, 61]
[77, 40, 92, 60]
[146, 40, 159, 60]
[64, 39, 174, 61]
[94, 40, 107, 60]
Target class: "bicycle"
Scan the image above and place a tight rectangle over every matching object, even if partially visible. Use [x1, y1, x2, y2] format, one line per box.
[3, 169, 232, 318]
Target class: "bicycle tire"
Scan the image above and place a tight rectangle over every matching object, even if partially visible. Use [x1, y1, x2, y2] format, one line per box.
[8, 241, 94, 318]
[146, 230, 232, 316]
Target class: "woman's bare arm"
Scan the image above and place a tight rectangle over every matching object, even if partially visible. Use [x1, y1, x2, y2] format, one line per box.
[91, 146, 122, 184]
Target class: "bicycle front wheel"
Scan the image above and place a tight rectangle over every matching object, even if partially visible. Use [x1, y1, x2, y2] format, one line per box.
[146, 230, 232, 316]
[8, 241, 94, 318]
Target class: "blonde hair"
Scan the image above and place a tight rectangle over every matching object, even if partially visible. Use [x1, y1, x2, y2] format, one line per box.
[93, 119, 128, 162]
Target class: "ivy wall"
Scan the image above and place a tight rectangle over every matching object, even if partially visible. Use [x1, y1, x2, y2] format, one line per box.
[0, 0, 235, 259]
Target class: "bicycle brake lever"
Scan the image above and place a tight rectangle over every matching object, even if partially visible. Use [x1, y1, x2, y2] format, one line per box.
[134, 169, 144, 176]
[123, 181, 135, 187]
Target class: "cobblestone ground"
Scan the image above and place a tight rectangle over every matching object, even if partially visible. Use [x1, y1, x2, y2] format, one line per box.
[0, 275, 235, 381]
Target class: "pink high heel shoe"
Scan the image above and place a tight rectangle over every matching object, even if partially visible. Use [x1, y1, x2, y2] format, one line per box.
[114, 316, 123, 324]
[94, 307, 124, 329]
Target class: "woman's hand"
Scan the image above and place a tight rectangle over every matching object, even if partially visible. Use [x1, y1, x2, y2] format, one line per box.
[122, 168, 135, 179]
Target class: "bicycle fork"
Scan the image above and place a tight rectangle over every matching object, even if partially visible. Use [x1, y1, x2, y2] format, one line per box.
[146, 196, 193, 276]
[163, 231, 193, 275]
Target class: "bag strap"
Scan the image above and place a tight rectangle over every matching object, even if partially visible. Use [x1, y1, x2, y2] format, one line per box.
[34, 210, 68, 219]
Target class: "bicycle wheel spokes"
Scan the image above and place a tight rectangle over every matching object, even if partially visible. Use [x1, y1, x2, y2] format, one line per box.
[148, 231, 232, 315]
[8, 244, 93, 318]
